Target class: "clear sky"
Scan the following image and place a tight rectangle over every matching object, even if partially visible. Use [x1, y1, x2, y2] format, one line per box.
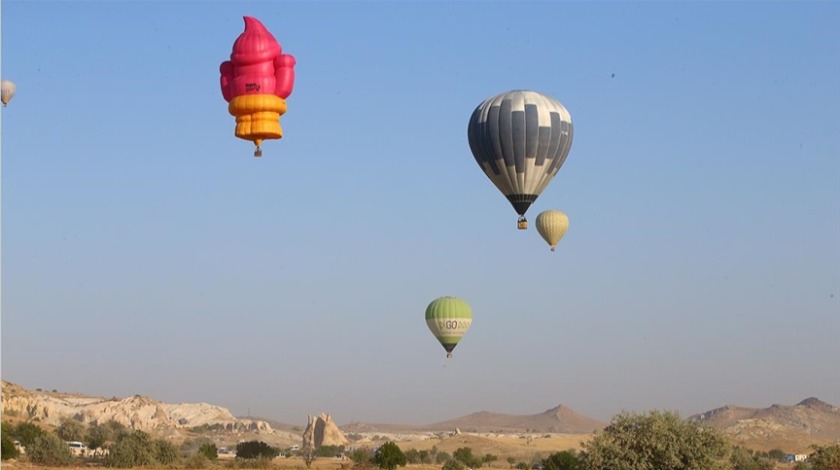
[1, 0, 838, 427]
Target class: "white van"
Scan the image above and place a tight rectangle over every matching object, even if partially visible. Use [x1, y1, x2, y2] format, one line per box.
[67, 441, 87, 456]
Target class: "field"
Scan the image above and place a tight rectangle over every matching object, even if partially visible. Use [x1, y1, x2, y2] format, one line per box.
[0, 433, 590, 470]
[1, 432, 805, 470]
[0, 456, 801, 470]
[391, 433, 592, 460]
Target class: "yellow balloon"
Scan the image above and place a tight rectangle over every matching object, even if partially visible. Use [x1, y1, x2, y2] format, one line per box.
[535, 210, 569, 251]
[1, 80, 16, 107]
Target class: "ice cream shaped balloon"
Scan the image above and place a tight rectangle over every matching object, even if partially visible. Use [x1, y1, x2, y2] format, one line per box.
[220, 16, 296, 157]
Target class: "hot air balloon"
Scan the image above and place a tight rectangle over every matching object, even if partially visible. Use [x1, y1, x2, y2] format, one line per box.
[1, 80, 16, 107]
[535, 210, 569, 251]
[467, 90, 573, 230]
[425, 296, 472, 359]
[220, 17, 296, 157]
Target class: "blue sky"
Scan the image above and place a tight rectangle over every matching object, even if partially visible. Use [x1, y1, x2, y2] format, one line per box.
[1, 1, 838, 426]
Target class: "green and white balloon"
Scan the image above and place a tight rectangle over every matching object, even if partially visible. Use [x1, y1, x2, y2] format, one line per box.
[425, 296, 473, 358]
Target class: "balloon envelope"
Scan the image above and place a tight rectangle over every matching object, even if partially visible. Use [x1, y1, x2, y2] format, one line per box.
[219, 17, 296, 156]
[2, 80, 16, 106]
[467, 90, 573, 223]
[535, 210, 569, 251]
[425, 296, 473, 358]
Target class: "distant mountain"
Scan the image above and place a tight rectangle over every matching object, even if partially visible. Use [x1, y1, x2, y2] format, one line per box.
[342, 405, 606, 434]
[689, 397, 840, 452]
[427, 405, 606, 434]
[341, 422, 426, 433]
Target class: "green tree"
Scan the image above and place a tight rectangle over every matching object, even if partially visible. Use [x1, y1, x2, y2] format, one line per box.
[154, 438, 181, 465]
[580, 410, 730, 470]
[236, 440, 279, 460]
[102, 420, 129, 440]
[483, 454, 499, 468]
[796, 444, 840, 470]
[198, 442, 219, 461]
[405, 448, 421, 464]
[454, 447, 482, 468]
[419, 449, 432, 464]
[1, 434, 20, 460]
[84, 419, 128, 458]
[85, 423, 112, 457]
[350, 447, 373, 464]
[730, 447, 773, 470]
[374, 441, 407, 470]
[543, 451, 580, 470]
[436, 451, 452, 464]
[444, 460, 467, 470]
[106, 430, 157, 468]
[27, 433, 74, 466]
[316, 444, 344, 457]
[766, 449, 785, 462]
[507, 457, 517, 468]
[14, 422, 46, 447]
[2, 422, 16, 439]
[57, 417, 86, 442]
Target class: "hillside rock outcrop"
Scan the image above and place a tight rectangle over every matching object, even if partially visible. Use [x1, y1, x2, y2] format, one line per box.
[688, 398, 840, 443]
[302, 413, 349, 448]
[1, 381, 272, 433]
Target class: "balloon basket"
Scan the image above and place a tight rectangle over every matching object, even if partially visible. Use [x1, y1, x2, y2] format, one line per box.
[517, 217, 528, 230]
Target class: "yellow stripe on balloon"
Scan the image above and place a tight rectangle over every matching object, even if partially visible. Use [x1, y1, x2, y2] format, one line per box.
[228, 95, 288, 144]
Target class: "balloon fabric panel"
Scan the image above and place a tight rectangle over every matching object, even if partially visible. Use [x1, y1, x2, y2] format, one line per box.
[467, 90, 574, 221]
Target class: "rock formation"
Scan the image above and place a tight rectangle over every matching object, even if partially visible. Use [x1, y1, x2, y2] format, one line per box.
[302, 413, 349, 448]
[1, 381, 272, 433]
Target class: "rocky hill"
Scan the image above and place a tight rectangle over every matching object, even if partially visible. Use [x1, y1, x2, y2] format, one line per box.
[688, 397, 840, 452]
[425, 405, 606, 434]
[340, 399, 839, 454]
[342, 405, 606, 434]
[4, 380, 837, 454]
[1, 381, 272, 434]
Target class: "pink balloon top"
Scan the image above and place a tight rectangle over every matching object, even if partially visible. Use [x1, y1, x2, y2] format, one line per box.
[220, 16, 296, 102]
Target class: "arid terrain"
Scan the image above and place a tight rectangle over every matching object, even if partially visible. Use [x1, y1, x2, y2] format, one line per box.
[2, 380, 838, 462]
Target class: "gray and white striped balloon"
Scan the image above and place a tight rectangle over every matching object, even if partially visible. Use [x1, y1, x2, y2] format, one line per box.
[467, 90, 573, 217]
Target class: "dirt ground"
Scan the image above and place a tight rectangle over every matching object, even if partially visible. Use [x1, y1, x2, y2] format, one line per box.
[0, 433, 805, 470]
[392, 433, 591, 460]
[0, 458, 801, 470]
